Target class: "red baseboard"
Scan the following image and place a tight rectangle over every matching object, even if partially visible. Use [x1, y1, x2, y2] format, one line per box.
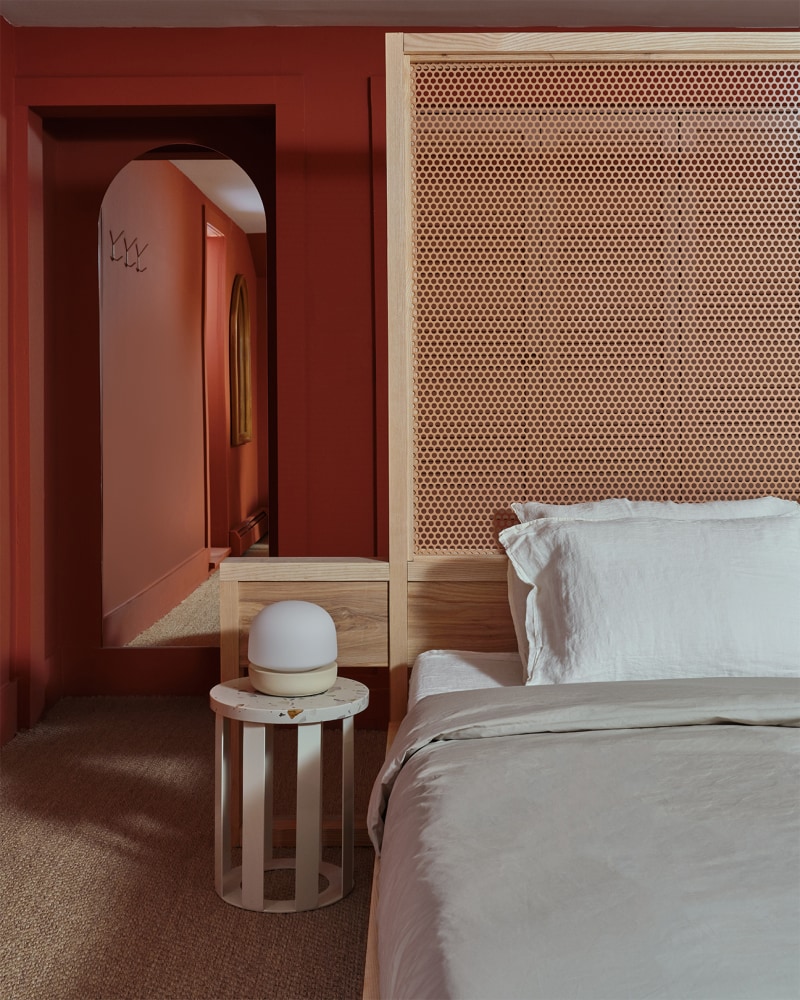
[102, 548, 210, 647]
[0, 679, 19, 745]
[229, 508, 268, 556]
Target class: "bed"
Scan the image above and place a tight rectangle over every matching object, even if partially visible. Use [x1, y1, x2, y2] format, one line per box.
[361, 31, 800, 998]
[370, 677, 800, 999]
[367, 500, 800, 1000]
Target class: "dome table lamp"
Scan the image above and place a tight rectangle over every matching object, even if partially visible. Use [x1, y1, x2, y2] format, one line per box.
[247, 601, 338, 697]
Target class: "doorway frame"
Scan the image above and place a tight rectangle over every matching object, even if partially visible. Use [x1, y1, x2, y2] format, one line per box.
[7, 75, 307, 730]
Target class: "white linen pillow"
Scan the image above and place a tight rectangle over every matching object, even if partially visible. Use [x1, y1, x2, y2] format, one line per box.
[505, 497, 800, 673]
[511, 496, 799, 523]
[500, 515, 800, 685]
[507, 562, 534, 670]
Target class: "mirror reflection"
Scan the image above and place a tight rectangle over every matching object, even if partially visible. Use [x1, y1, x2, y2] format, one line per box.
[99, 148, 268, 648]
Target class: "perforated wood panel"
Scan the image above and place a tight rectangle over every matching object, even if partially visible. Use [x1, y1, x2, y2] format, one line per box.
[409, 60, 799, 554]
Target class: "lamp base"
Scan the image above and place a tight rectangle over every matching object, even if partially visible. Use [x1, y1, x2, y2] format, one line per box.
[248, 662, 338, 697]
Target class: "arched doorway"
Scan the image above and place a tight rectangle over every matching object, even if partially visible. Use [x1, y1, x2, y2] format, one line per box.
[37, 108, 276, 695]
[99, 147, 267, 648]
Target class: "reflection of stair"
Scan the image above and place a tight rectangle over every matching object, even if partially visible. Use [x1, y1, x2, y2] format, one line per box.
[209, 547, 231, 570]
[126, 571, 220, 647]
[229, 507, 268, 556]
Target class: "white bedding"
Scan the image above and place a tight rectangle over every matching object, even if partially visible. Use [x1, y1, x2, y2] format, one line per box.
[369, 678, 800, 1000]
[407, 649, 521, 708]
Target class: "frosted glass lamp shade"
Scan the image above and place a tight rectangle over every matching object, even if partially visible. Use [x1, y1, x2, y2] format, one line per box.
[247, 601, 338, 696]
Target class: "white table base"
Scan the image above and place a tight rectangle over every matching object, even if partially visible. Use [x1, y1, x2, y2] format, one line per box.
[214, 712, 356, 912]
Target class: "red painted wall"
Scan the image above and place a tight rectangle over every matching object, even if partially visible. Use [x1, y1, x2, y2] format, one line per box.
[1, 17, 16, 742]
[3, 23, 391, 728]
[4, 22, 773, 735]
[13, 25, 389, 557]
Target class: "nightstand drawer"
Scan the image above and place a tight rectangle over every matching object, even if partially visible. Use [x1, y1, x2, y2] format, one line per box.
[237, 581, 388, 670]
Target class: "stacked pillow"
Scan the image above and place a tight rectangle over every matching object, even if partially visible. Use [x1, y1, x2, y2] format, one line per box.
[499, 497, 800, 685]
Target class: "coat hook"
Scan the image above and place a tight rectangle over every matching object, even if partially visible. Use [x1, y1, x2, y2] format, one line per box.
[110, 229, 125, 262]
[123, 235, 138, 268]
[134, 242, 149, 273]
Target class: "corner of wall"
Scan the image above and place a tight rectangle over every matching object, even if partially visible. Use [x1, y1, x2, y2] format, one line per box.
[0, 15, 17, 742]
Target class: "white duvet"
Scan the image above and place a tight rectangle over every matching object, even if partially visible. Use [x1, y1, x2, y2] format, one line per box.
[368, 678, 800, 1000]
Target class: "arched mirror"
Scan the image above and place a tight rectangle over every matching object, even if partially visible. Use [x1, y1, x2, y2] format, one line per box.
[99, 148, 267, 648]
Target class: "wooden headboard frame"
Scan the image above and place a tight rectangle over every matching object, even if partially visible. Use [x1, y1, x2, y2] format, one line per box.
[221, 31, 799, 732]
[384, 30, 800, 722]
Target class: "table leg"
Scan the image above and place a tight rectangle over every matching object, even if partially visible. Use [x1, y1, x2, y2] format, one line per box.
[341, 715, 355, 896]
[295, 723, 323, 911]
[214, 714, 231, 897]
[241, 721, 267, 911]
[264, 723, 274, 862]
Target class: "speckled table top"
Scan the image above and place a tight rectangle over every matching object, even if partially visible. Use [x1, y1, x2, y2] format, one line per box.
[210, 675, 369, 724]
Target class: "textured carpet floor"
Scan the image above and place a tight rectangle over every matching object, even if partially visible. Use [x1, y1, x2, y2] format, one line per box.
[1, 697, 384, 1000]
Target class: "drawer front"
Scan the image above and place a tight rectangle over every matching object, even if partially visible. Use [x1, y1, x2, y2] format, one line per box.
[238, 581, 388, 669]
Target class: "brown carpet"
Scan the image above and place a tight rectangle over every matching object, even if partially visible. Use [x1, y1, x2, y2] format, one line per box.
[1, 697, 386, 1000]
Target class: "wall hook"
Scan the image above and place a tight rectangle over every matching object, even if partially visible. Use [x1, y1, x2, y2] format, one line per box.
[109, 229, 125, 261]
[135, 242, 149, 273]
[123, 235, 138, 268]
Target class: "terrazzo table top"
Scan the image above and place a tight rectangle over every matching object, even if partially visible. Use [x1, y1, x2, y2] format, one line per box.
[210, 675, 369, 724]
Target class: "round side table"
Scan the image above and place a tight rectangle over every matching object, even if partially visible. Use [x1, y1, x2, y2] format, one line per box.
[210, 675, 369, 913]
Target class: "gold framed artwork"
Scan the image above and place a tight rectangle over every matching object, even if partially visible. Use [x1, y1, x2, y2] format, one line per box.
[229, 273, 252, 446]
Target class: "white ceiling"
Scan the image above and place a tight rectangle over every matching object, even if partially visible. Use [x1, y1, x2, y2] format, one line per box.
[1, 0, 798, 28]
[170, 159, 266, 234]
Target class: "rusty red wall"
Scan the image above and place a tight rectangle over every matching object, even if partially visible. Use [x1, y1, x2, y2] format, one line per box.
[3, 24, 390, 725]
[1, 17, 16, 742]
[12, 25, 388, 558]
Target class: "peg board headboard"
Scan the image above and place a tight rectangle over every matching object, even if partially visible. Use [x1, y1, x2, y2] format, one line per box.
[385, 31, 800, 718]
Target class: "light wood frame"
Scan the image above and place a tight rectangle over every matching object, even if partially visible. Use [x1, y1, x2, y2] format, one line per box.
[383, 26, 800, 724]
[219, 24, 800, 723]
